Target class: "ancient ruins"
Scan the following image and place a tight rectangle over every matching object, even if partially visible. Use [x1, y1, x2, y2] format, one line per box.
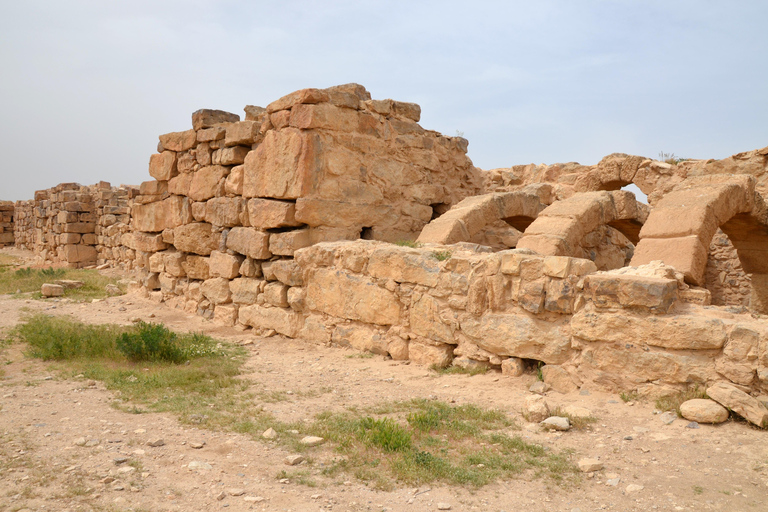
[4, 83, 768, 399]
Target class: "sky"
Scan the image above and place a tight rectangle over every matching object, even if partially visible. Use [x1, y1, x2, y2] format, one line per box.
[1, 0, 766, 201]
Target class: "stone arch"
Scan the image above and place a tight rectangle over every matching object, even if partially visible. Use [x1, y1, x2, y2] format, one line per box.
[416, 189, 548, 245]
[516, 190, 648, 258]
[630, 175, 768, 312]
[571, 154, 684, 200]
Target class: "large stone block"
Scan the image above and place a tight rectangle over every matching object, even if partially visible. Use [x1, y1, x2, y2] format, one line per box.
[173, 223, 220, 256]
[706, 382, 768, 428]
[62, 244, 97, 264]
[159, 130, 196, 152]
[247, 198, 301, 229]
[408, 341, 454, 368]
[584, 273, 678, 312]
[191, 109, 240, 130]
[226, 227, 271, 259]
[123, 232, 168, 252]
[332, 323, 389, 355]
[201, 277, 232, 304]
[205, 197, 243, 227]
[305, 268, 400, 325]
[266, 87, 329, 113]
[268, 259, 304, 286]
[294, 198, 392, 228]
[410, 294, 454, 344]
[269, 229, 311, 256]
[238, 304, 303, 337]
[289, 103, 360, 131]
[242, 129, 319, 199]
[214, 146, 250, 166]
[225, 121, 260, 146]
[208, 250, 243, 279]
[149, 151, 178, 181]
[631, 236, 709, 285]
[230, 277, 263, 304]
[189, 166, 229, 202]
[181, 255, 210, 280]
[132, 195, 191, 233]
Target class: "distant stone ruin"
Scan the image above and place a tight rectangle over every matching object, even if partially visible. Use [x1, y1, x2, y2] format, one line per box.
[3, 83, 768, 397]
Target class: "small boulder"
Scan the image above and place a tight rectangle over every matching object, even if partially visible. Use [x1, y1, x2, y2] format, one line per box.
[659, 411, 677, 425]
[541, 365, 579, 393]
[285, 454, 304, 466]
[262, 428, 278, 439]
[707, 382, 768, 428]
[626, 484, 644, 493]
[300, 436, 325, 447]
[529, 380, 550, 394]
[541, 416, 570, 431]
[525, 395, 550, 423]
[578, 458, 603, 472]
[41, 283, 64, 297]
[679, 399, 728, 424]
[146, 438, 165, 447]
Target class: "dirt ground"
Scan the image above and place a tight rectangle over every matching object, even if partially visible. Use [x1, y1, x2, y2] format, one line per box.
[1, 250, 767, 512]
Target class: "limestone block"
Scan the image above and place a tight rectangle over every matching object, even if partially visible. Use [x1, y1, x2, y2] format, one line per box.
[469, 312, 572, 364]
[173, 223, 220, 256]
[214, 146, 250, 166]
[159, 130, 197, 152]
[197, 126, 226, 142]
[541, 365, 578, 393]
[584, 273, 678, 312]
[62, 222, 95, 234]
[239, 257, 261, 278]
[299, 313, 332, 343]
[247, 198, 301, 229]
[542, 256, 572, 278]
[139, 180, 168, 196]
[714, 357, 755, 386]
[205, 197, 243, 227]
[148, 252, 165, 273]
[41, 283, 64, 297]
[409, 294, 454, 344]
[266, 87, 329, 113]
[501, 357, 525, 377]
[62, 244, 97, 264]
[367, 247, 441, 287]
[192, 109, 239, 130]
[209, 250, 243, 279]
[163, 251, 186, 277]
[544, 278, 576, 314]
[158, 273, 176, 294]
[242, 129, 318, 200]
[176, 152, 197, 173]
[294, 198, 392, 228]
[269, 229, 311, 256]
[287, 286, 305, 311]
[392, 101, 421, 122]
[59, 233, 81, 244]
[230, 277, 263, 304]
[224, 165, 244, 196]
[263, 281, 289, 308]
[191, 201, 206, 221]
[631, 236, 709, 286]
[500, 252, 543, 276]
[214, 303, 238, 326]
[387, 337, 409, 360]
[289, 103, 360, 131]
[226, 227, 271, 259]
[201, 277, 232, 304]
[225, 121, 259, 146]
[639, 204, 717, 246]
[408, 341, 453, 368]
[332, 323, 389, 355]
[268, 259, 304, 286]
[706, 382, 768, 427]
[238, 304, 303, 337]
[132, 195, 191, 233]
[189, 165, 229, 202]
[181, 255, 210, 280]
[679, 399, 729, 424]
[168, 173, 193, 196]
[147, 151, 178, 184]
[244, 104, 267, 121]
[64, 201, 92, 212]
[571, 310, 727, 350]
[57, 211, 78, 223]
[270, 110, 290, 129]
[305, 268, 400, 325]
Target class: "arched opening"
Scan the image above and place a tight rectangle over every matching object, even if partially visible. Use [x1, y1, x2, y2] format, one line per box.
[719, 212, 768, 313]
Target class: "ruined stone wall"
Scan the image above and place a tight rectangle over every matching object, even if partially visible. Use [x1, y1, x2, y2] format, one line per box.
[705, 230, 752, 307]
[0, 201, 13, 247]
[128, 84, 480, 323]
[13, 182, 137, 268]
[292, 241, 768, 395]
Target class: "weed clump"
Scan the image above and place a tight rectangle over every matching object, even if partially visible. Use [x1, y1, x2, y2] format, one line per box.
[117, 322, 185, 363]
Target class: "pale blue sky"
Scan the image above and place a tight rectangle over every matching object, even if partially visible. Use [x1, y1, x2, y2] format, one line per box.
[1, 0, 766, 200]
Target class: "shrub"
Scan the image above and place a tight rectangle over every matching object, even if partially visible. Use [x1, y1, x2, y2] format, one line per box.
[117, 322, 185, 363]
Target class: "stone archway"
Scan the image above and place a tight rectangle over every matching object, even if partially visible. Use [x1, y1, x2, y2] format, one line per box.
[516, 190, 648, 258]
[630, 175, 768, 312]
[416, 189, 548, 245]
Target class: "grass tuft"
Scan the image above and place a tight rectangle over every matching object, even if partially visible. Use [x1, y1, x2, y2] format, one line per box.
[431, 364, 489, 376]
[655, 386, 708, 416]
[395, 240, 421, 248]
[432, 250, 452, 261]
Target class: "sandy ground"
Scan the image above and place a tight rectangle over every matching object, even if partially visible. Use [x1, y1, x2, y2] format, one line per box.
[1, 251, 767, 512]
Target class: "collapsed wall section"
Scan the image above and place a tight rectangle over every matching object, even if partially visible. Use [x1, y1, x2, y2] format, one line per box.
[0, 201, 13, 247]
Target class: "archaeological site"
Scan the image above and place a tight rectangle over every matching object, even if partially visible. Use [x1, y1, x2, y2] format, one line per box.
[4, 83, 768, 422]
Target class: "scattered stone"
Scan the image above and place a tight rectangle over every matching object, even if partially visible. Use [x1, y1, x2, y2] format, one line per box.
[606, 477, 620, 487]
[100, 476, 115, 484]
[73, 437, 87, 446]
[244, 496, 265, 502]
[525, 395, 550, 422]
[188, 460, 213, 470]
[113, 456, 129, 465]
[85, 439, 100, 447]
[626, 484, 644, 493]
[300, 436, 325, 447]
[262, 428, 278, 439]
[563, 405, 593, 418]
[311, 494, 322, 499]
[437, 503, 452, 510]
[41, 283, 64, 297]
[686, 421, 700, 429]
[117, 466, 136, 475]
[285, 454, 305, 466]
[216, 491, 226, 501]
[541, 416, 570, 431]
[228, 488, 245, 496]
[146, 438, 165, 447]
[706, 383, 768, 428]
[190, 442, 205, 449]
[578, 458, 603, 472]
[660, 411, 677, 425]
[679, 398, 729, 424]
[529, 381, 550, 394]
[105, 284, 121, 296]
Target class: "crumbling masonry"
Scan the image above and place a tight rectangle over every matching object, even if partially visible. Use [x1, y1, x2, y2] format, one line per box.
[4, 83, 768, 398]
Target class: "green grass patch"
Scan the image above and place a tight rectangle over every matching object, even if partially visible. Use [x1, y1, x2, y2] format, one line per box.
[619, 390, 639, 403]
[655, 385, 708, 416]
[431, 363, 490, 376]
[0, 266, 124, 300]
[395, 240, 421, 248]
[431, 250, 452, 261]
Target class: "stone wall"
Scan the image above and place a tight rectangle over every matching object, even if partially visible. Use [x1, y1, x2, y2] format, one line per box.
[12, 182, 137, 268]
[128, 84, 480, 322]
[0, 201, 13, 247]
[705, 230, 751, 307]
[293, 241, 768, 395]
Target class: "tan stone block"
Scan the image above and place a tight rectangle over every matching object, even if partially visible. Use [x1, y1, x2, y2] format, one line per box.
[57, 211, 78, 223]
[469, 312, 572, 364]
[177, 152, 197, 173]
[584, 273, 678, 312]
[289, 103, 360, 131]
[501, 357, 525, 377]
[59, 233, 81, 244]
[139, 180, 168, 196]
[209, 250, 243, 279]
[225, 165, 244, 196]
[148, 252, 164, 273]
[408, 341, 453, 368]
[392, 101, 421, 122]
[62, 244, 97, 264]
[679, 399, 729, 424]
[201, 277, 231, 304]
[230, 277, 263, 304]
[269, 229, 311, 256]
[188, 166, 229, 202]
[226, 227, 271, 259]
[294, 198, 392, 228]
[238, 304, 303, 337]
[630, 236, 709, 285]
[707, 382, 768, 428]
[41, 283, 64, 297]
[159, 130, 197, 152]
[205, 197, 243, 227]
[239, 257, 261, 278]
[639, 204, 717, 246]
[542, 256, 572, 278]
[268, 259, 303, 286]
[214, 303, 238, 326]
[516, 234, 570, 256]
[181, 255, 210, 280]
[270, 110, 291, 129]
[163, 251, 186, 277]
[62, 222, 95, 233]
[64, 201, 92, 212]
[192, 109, 239, 130]
[332, 323, 389, 355]
[409, 294, 454, 344]
[127, 232, 168, 252]
[244, 105, 266, 121]
[266, 87, 329, 113]
[263, 281, 289, 307]
[214, 146, 250, 166]
[367, 247, 441, 287]
[168, 173, 193, 196]
[132, 196, 191, 233]
[247, 198, 301, 229]
[149, 151, 178, 181]
[242, 129, 318, 200]
[541, 365, 578, 393]
[305, 268, 400, 325]
[173, 223, 221, 256]
[191, 201, 206, 221]
[196, 126, 226, 142]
